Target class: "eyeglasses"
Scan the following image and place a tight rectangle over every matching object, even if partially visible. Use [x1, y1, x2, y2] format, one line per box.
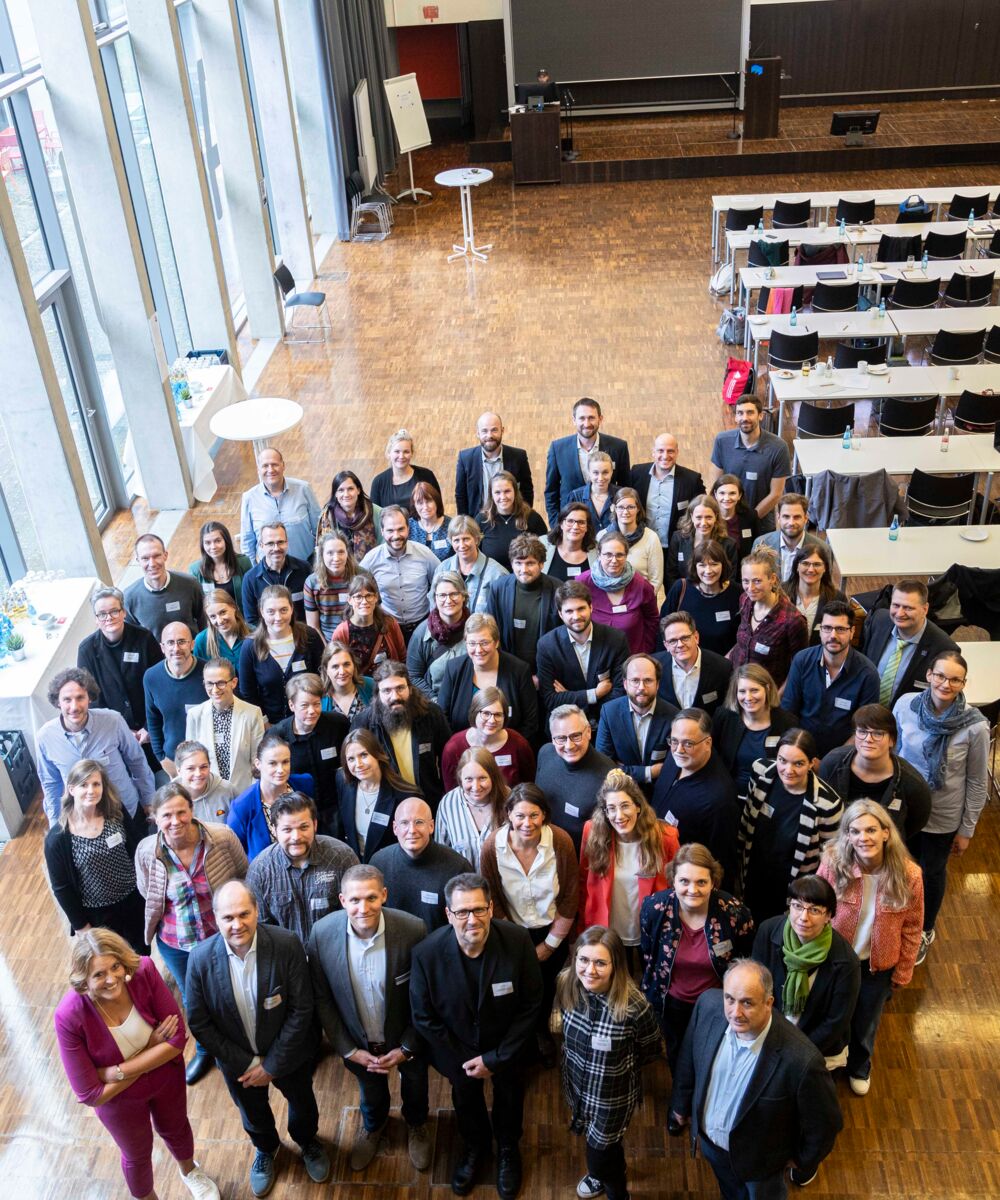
[262, 540, 287, 550]
[436, 591, 462, 601]
[929, 670, 966, 688]
[664, 634, 694, 647]
[818, 624, 850, 635]
[95, 608, 123, 621]
[615, 504, 638, 513]
[478, 710, 504, 723]
[466, 641, 495, 652]
[669, 736, 708, 751]
[854, 728, 888, 741]
[162, 639, 191, 649]
[552, 731, 587, 747]
[396, 818, 430, 829]
[204, 679, 233, 690]
[563, 518, 588, 527]
[448, 906, 490, 921]
[789, 900, 828, 918]
[600, 551, 626, 560]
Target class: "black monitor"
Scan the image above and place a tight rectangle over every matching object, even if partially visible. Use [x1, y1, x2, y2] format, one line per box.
[515, 80, 558, 107]
[830, 110, 880, 146]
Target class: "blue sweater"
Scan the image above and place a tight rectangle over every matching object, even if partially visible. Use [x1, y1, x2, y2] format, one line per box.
[143, 659, 207, 762]
[227, 775, 316, 861]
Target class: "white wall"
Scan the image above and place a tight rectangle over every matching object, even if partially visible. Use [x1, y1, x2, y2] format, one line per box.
[387, 0, 502, 27]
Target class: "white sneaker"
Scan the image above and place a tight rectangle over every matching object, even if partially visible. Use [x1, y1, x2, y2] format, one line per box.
[181, 1164, 221, 1199]
[849, 1075, 871, 1096]
[915, 929, 935, 966]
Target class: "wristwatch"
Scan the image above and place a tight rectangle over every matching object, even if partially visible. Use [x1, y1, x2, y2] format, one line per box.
[399, 1045, 415, 1061]
[114, 1064, 125, 1081]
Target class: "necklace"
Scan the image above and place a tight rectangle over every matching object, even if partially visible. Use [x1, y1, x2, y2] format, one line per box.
[94, 992, 131, 1027]
[358, 783, 380, 815]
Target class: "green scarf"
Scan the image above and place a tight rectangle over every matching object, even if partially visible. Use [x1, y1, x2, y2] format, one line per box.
[781, 920, 832, 1016]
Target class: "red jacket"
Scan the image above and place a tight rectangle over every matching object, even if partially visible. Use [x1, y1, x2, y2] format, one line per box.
[579, 820, 680, 930]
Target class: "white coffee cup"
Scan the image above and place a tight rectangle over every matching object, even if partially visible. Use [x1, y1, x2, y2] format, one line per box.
[949, 366, 960, 381]
[818, 221, 829, 231]
[857, 360, 869, 374]
[816, 361, 827, 375]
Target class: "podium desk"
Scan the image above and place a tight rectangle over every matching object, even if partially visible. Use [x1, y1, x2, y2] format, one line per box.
[511, 105, 561, 185]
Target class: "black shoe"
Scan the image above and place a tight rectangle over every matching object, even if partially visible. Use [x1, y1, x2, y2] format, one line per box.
[185, 1049, 214, 1086]
[496, 1145, 522, 1200]
[790, 1165, 818, 1187]
[667, 1114, 685, 1137]
[451, 1144, 481, 1196]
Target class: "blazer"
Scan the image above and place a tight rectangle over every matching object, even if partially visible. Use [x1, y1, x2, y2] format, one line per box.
[185, 696, 266, 796]
[545, 432, 631, 523]
[595, 695, 677, 793]
[665, 532, 739, 590]
[860, 611, 958, 708]
[237, 628, 325, 724]
[45, 816, 144, 934]
[536, 624, 630, 725]
[308, 906, 428, 1058]
[578, 820, 679, 930]
[486, 573, 562, 658]
[711, 706, 799, 784]
[671, 990, 843, 1180]
[750, 530, 826, 578]
[752, 916, 861, 1058]
[226, 776, 316, 862]
[54, 956, 187, 1108]
[628, 462, 706, 543]
[438, 651, 539, 739]
[335, 773, 422, 862]
[351, 702, 452, 807]
[653, 648, 733, 715]
[188, 553, 254, 610]
[567, 484, 617, 535]
[455, 443, 534, 517]
[410, 918, 543, 1076]
[77, 622, 163, 733]
[186, 923, 314, 1080]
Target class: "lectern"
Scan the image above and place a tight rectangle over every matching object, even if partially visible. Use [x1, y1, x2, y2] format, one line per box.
[511, 104, 561, 185]
[743, 57, 781, 140]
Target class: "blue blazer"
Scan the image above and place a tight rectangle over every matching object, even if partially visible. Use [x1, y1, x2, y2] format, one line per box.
[544, 432, 631, 523]
[227, 775, 316, 861]
[486, 573, 562, 660]
[595, 695, 678, 795]
[567, 484, 617, 534]
[455, 444, 534, 518]
[536, 624, 629, 725]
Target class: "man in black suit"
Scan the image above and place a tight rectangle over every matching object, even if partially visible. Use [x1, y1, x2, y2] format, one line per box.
[596, 653, 677, 795]
[455, 412, 534, 517]
[410, 873, 543, 1199]
[186, 881, 328, 1196]
[544, 398, 631, 524]
[486, 535, 561, 680]
[861, 580, 959, 709]
[308, 864, 432, 1173]
[671, 959, 842, 1196]
[653, 611, 733, 716]
[629, 433, 706, 548]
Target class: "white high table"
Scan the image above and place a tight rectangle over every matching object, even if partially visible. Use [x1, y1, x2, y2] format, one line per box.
[888, 305, 1000, 345]
[209, 397, 304, 458]
[434, 168, 493, 263]
[745, 309, 895, 368]
[827, 526, 998, 583]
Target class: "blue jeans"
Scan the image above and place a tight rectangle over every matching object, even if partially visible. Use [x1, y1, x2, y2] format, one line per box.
[344, 1054, 429, 1132]
[699, 1136, 787, 1200]
[156, 935, 206, 1056]
[847, 965, 895, 1080]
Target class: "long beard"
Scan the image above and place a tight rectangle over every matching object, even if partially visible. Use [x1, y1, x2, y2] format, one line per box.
[379, 699, 413, 733]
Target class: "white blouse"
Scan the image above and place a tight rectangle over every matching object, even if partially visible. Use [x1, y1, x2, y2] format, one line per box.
[108, 1005, 154, 1060]
[494, 825, 559, 929]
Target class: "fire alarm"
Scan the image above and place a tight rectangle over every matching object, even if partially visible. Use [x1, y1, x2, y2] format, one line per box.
[423, 5, 439, 19]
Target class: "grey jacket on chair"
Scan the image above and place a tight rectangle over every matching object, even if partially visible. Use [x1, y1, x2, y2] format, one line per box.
[807, 469, 906, 531]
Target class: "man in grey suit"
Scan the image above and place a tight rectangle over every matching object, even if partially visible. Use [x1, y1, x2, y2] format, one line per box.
[186, 881, 328, 1197]
[308, 864, 432, 1173]
[671, 960, 842, 1198]
[751, 493, 828, 582]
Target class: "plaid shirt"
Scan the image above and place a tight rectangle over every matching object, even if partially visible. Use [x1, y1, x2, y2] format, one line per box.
[730, 591, 808, 687]
[159, 835, 216, 951]
[245, 835, 359, 942]
[560, 990, 661, 1147]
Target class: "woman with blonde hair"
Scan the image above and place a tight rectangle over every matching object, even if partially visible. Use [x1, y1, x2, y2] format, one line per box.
[435, 745, 510, 870]
[193, 589, 250, 672]
[568, 449, 617, 534]
[369, 428, 441, 508]
[304, 531, 359, 640]
[579, 770, 679, 959]
[438, 612, 538, 738]
[557, 925, 661, 1200]
[818, 799, 923, 1096]
[712, 662, 797, 796]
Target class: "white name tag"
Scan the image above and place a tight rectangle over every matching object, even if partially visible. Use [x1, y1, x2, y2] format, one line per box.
[741, 528, 752, 538]
[292, 661, 306, 672]
[591, 1034, 613, 1052]
[834, 697, 852, 710]
[765, 735, 780, 748]
[754, 642, 770, 655]
[565, 803, 580, 818]
[714, 612, 730, 624]
[433, 539, 449, 549]
[371, 811, 390, 826]
[651, 750, 667, 762]
[291, 591, 304, 602]
[513, 619, 527, 629]
[420, 890, 438, 904]
[165, 601, 181, 612]
[677, 500, 689, 510]
[338, 592, 349, 602]
[567, 566, 582, 577]
[611, 603, 628, 614]
[495, 754, 513, 767]
[598, 671, 610, 681]
[419, 742, 432, 754]
[263, 993, 282, 1010]
[677, 552, 685, 562]
[492, 981, 514, 997]
[310, 897, 329, 909]
[202, 583, 213, 593]
[888, 797, 902, 811]
[320, 747, 337, 760]
[715, 939, 733, 956]
[122, 651, 140, 664]
[760, 802, 774, 818]
[665, 810, 678, 826]
[703, 690, 718, 703]
[746, 471, 759, 481]
[106, 831, 124, 849]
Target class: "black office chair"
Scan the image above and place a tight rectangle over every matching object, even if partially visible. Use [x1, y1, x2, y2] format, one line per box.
[833, 341, 888, 369]
[983, 326, 1000, 363]
[273, 264, 329, 341]
[906, 470, 977, 524]
[811, 281, 860, 313]
[796, 400, 855, 440]
[942, 271, 995, 308]
[835, 197, 876, 225]
[756, 285, 804, 315]
[887, 278, 940, 310]
[947, 193, 990, 221]
[877, 397, 938, 437]
[986, 231, 1000, 259]
[748, 239, 790, 268]
[727, 205, 765, 232]
[876, 234, 922, 263]
[772, 198, 812, 229]
[768, 329, 819, 370]
[953, 389, 1000, 431]
[924, 230, 968, 261]
[927, 328, 986, 365]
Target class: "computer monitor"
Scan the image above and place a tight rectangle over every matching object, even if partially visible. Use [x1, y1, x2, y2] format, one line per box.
[515, 81, 558, 108]
[830, 110, 880, 147]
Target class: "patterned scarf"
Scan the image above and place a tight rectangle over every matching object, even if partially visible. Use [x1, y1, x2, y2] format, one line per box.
[910, 688, 986, 790]
[588, 558, 635, 592]
[427, 604, 470, 646]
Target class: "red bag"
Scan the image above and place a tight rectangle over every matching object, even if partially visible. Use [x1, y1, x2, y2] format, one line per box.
[723, 358, 756, 406]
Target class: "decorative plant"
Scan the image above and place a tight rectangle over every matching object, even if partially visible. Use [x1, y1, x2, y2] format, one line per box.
[6, 632, 24, 652]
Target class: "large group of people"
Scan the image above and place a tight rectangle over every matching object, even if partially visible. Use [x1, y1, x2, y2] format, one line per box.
[39, 400, 989, 1200]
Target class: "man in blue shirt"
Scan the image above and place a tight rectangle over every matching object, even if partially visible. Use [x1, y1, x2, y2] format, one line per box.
[241, 522, 311, 626]
[240, 448, 320, 565]
[782, 601, 880, 757]
[143, 622, 207, 776]
[37, 667, 155, 826]
[708, 396, 790, 533]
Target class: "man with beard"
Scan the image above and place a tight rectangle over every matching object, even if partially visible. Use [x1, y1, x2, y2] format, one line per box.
[708, 395, 790, 533]
[361, 507, 440, 643]
[486, 535, 561, 681]
[455, 411, 534, 519]
[241, 522, 311, 626]
[351, 661, 452, 807]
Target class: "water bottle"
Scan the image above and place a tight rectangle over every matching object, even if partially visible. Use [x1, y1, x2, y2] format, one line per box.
[967, 210, 975, 231]
[842, 425, 853, 451]
[827, 355, 834, 373]
[888, 515, 900, 542]
[878, 299, 886, 320]
[758, 218, 765, 234]
[921, 250, 929, 272]
[790, 307, 798, 327]
[839, 217, 846, 238]
[856, 255, 865, 277]
[941, 423, 950, 453]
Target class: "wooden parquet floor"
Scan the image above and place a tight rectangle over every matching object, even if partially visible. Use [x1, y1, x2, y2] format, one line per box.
[55, 143, 1000, 1197]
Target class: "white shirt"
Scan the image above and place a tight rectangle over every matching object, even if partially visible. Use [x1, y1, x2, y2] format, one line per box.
[225, 932, 259, 1059]
[108, 1006, 155, 1061]
[609, 840, 642, 946]
[672, 650, 702, 710]
[577, 433, 601, 484]
[779, 532, 807, 581]
[569, 625, 594, 680]
[853, 873, 879, 960]
[347, 913, 387, 1045]
[494, 824, 560, 929]
[355, 784, 381, 856]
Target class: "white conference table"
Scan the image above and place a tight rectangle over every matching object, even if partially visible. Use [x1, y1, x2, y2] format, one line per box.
[958, 641, 1000, 710]
[888, 305, 1000, 344]
[745, 309, 895, 366]
[827, 526, 997, 582]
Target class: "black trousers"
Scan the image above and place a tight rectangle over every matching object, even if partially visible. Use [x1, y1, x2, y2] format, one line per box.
[659, 994, 697, 1075]
[221, 1059, 319, 1156]
[527, 924, 569, 1036]
[81, 889, 149, 956]
[449, 1065, 525, 1152]
[586, 1138, 628, 1200]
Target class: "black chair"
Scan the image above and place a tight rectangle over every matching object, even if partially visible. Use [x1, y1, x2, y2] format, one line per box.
[273, 264, 329, 340]
[927, 328, 986, 365]
[772, 198, 812, 229]
[906, 469, 977, 524]
[942, 271, 995, 308]
[924, 230, 968, 261]
[947, 193, 990, 221]
[877, 397, 938, 437]
[756, 285, 804, 315]
[797, 400, 855, 440]
[984, 326, 1000, 363]
[748, 239, 789, 268]
[953, 389, 1000, 431]
[887, 277, 940, 310]
[727, 205, 764, 232]
[811, 280, 860, 313]
[986, 231, 1000, 259]
[833, 341, 888, 369]
[835, 197, 875, 225]
[768, 329, 819, 370]
[876, 234, 922, 263]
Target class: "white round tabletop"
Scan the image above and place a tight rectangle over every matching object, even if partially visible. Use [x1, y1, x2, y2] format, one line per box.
[210, 397, 304, 442]
[434, 168, 494, 188]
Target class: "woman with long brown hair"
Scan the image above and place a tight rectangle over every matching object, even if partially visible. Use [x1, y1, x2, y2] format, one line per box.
[478, 470, 547, 571]
[319, 642, 374, 720]
[665, 493, 738, 589]
[408, 480, 452, 561]
[329, 572, 405, 676]
[544, 501, 598, 582]
[317, 469, 382, 560]
[304, 531, 359, 640]
[192, 589, 251, 672]
[237, 585, 324, 723]
[189, 520, 252, 610]
[730, 547, 808, 689]
[335, 727, 422, 862]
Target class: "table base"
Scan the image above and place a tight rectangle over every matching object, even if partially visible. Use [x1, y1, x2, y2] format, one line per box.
[448, 183, 492, 263]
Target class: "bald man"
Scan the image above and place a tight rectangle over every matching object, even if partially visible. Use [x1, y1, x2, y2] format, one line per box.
[142, 621, 206, 775]
[455, 412, 534, 519]
[370, 797, 473, 930]
[629, 433, 706, 548]
[240, 447, 320, 565]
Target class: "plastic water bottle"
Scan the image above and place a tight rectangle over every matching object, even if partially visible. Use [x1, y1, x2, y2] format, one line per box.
[921, 250, 929, 272]
[827, 355, 834, 373]
[856, 255, 865, 277]
[941, 424, 951, 453]
[790, 307, 798, 327]
[889, 515, 900, 541]
[758, 218, 765, 234]
[839, 218, 846, 238]
[968, 211, 975, 231]
[878, 299, 886, 320]
[842, 425, 853, 451]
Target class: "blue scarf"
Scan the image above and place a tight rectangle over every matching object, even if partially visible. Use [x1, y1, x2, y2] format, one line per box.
[911, 688, 986, 790]
[588, 558, 635, 592]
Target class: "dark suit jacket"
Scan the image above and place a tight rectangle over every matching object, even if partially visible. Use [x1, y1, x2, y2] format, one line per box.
[545, 432, 631, 523]
[335, 773, 422, 862]
[860, 612, 958, 707]
[671, 990, 843, 1180]
[308, 906, 427, 1058]
[351, 702, 452, 807]
[595, 695, 677, 794]
[652, 648, 733, 715]
[186, 923, 315, 1080]
[410, 919, 543, 1077]
[77, 622, 163, 732]
[536, 624, 630, 724]
[486, 573, 562, 661]
[438, 651, 538, 738]
[629, 462, 706, 543]
[752, 916, 861, 1059]
[455, 444, 534, 517]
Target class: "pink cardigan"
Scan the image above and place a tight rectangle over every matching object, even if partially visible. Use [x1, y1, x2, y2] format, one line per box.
[578, 820, 680, 930]
[54, 957, 187, 1107]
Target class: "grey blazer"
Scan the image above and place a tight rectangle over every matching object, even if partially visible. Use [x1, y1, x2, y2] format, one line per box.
[307, 906, 427, 1058]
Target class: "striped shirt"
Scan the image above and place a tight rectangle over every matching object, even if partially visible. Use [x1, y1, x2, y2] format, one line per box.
[304, 573, 354, 639]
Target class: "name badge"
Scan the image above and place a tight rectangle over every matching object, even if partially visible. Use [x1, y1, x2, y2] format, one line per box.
[598, 671, 610, 681]
[567, 566, 582, 577]
[591, 1034, 613, 1052]
[765, 735, 780, 748]
[676, 552, 684, 562]
[395, 971, 411, 985]
[714, 612, 730, 623]
[888, 797, 902, 811]
[760, 802, 774, 818]
[106, 831, 124, 849]
[495, 754, 513, 767]
[664, 810, 678, 826]
[338, 592, 349, 602]
[371, 811, 390, 826]
[419, 742, 432, 754]
[291, 591, 304, 602]
[754, 642, 770, 655]
[513, 619, 527, 629]
[165, 601, 181, 612]
[202, 582, 213, 593]
[507, 707, 513, 717]
[310, 898, 329, 909]
[122, 651, 140, 664]
[677, 500, 689, 510]
[492, 981, 514, 997]
[420, 890, 438, 905]
[611, 604, 628, 614]
[746, 471, 758, 481]
[320, 747, 337, 760]
[715, 939, 733, 957]
[834, 697, 851, 710]
[292, 661, 306, 672]
[702, 690, 718, 703]
[263, 993, 283, 1010]
[741, 528, 752, 538]
[651, 750, 667, 762]
[565, 803, 580, 818]
[433, 539, 449, 549]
